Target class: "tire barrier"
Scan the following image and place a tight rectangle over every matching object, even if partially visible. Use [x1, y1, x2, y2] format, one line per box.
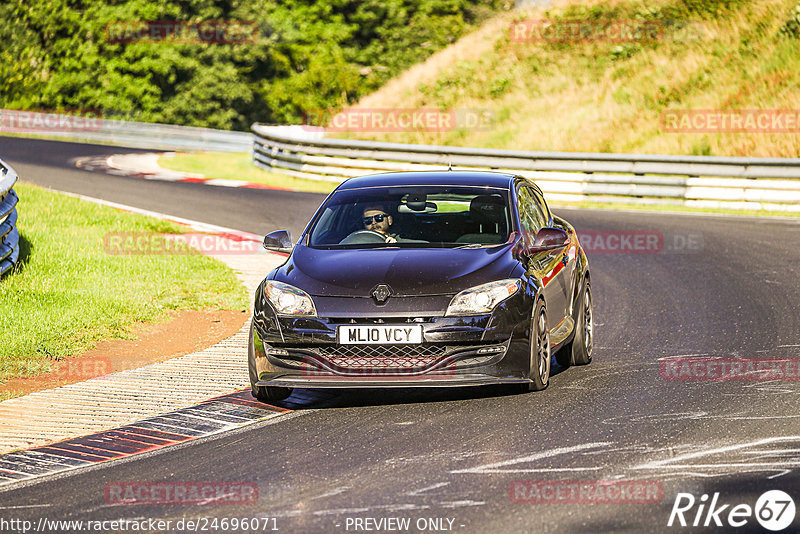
[0, 158, 19, 277]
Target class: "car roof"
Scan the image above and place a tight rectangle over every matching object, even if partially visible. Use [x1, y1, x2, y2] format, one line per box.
[335, 171, 517, 190]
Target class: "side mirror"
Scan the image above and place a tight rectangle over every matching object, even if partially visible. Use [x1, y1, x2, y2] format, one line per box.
[263, 230, 293, 253]
[531, 227, 569, 252]
[528, 227, 569, 254]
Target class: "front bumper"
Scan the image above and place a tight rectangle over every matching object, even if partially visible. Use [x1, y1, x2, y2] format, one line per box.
[249, 288, 535, 388]
[258, 374, 530, 388]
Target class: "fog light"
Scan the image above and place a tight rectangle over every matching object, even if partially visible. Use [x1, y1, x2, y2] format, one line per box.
[267, 348, 289, 356]
[477, 346, 504, 354]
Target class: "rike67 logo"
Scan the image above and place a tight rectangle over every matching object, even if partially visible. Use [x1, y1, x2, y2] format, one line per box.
[668, 490, 796, 531]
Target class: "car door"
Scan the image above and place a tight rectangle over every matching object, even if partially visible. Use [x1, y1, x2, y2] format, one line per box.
[516, 183, 568, 331]
[531, 185, 573, 330]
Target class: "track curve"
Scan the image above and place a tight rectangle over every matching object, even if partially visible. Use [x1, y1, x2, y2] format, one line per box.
[3, 135, 800, 533]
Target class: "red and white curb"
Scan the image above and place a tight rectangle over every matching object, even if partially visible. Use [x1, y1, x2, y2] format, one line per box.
[0, 387, 336, 489]
[0, 193, 288, 467]
[0, 391, 288, 486]
[74, 152, 293, 191]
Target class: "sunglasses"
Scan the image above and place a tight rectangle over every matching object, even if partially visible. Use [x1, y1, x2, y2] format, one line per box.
[362, 213, 388, 225]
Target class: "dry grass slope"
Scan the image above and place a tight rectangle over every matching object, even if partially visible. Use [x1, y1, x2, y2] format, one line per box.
[344, 0, 800, 157]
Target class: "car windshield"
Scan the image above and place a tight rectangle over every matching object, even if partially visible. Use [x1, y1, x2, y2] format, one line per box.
[307, 185, 512, 248]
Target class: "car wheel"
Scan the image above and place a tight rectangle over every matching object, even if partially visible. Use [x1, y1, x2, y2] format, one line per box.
[572, 281, 593, 365]
[527, 299, 550, 391]
[248, 322, 292, 403]
[556, 279, 593, 367]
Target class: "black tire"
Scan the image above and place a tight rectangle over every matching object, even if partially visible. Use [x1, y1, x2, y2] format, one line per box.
[572, 281, 593, 365]
[527, 299, 551, 392]
[556, 279, 593, 367]
[248, 322, 292, 403]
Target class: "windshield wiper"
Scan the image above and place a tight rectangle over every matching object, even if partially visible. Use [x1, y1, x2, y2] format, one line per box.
[454, 243, 487, 249]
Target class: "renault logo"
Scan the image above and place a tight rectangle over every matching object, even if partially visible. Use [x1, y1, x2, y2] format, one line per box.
[371, 284, 392, 303]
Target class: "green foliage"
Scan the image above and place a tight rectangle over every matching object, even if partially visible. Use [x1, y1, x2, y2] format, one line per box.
[0, 0, 507, 130]
[552, 0, 747, 21]
[676, 0, 748, 17]
[489, 76, 512, 98]
[610, 43, 642, 61]
[780, 2, 800, 38]
[690, 138, 713, 156]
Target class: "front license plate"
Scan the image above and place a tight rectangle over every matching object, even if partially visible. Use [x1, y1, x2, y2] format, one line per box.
[338, 324, 423, 345]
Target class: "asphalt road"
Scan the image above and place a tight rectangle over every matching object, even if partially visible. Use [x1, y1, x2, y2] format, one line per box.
[3, 136, 800, 533]
[0, 136, 323, 239]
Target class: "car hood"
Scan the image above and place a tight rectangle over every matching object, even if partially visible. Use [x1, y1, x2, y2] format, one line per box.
[273, 244, 518, 297]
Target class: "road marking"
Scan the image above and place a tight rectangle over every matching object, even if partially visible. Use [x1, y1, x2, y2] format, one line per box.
[767, 469, 792, 479]
[633, 436, 800, 472]
[75, 154, 294, 192]
[54, 189, 266, 242]
[450, 442, 612, 474]
[439, 500, 485, 508]
[405, 482, 450, 496]
[311, 486, 352, 500]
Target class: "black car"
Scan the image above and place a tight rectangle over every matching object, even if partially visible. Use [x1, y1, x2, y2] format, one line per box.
[248, 171, 592, 401]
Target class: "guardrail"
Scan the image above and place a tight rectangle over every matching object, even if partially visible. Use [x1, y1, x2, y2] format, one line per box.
[0, 158, 19, 277]
[0, 110, 251, 152]
[252, 123, 800, 212]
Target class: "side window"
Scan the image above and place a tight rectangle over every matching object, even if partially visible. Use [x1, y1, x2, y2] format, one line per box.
[517, 185, 546, 241]
[531, 188, 551, 226]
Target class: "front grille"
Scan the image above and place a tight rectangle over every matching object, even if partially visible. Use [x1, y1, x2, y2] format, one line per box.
[267, 341, 505, 375]
[326, 317, 435, 324]
[317, 344, 447, 370]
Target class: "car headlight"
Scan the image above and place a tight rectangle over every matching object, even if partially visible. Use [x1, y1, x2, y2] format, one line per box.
[445, 279, 522, 316]
[263, 281, 317, 316]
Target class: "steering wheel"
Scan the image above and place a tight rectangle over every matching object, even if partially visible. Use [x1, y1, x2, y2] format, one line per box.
[339, 229, 389, 245]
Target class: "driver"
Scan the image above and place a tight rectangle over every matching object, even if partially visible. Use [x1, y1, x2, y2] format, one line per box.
[361, 204, 399, 243]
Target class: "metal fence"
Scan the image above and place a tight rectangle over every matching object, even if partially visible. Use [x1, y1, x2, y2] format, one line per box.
[0, 110, 251, 152]
[0, 158, 19, 276]
[252, 123, 800, 212]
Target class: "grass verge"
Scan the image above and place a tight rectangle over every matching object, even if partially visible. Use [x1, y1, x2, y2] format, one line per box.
[0, 183, 248, 384]
[158, 152, 338, 194]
